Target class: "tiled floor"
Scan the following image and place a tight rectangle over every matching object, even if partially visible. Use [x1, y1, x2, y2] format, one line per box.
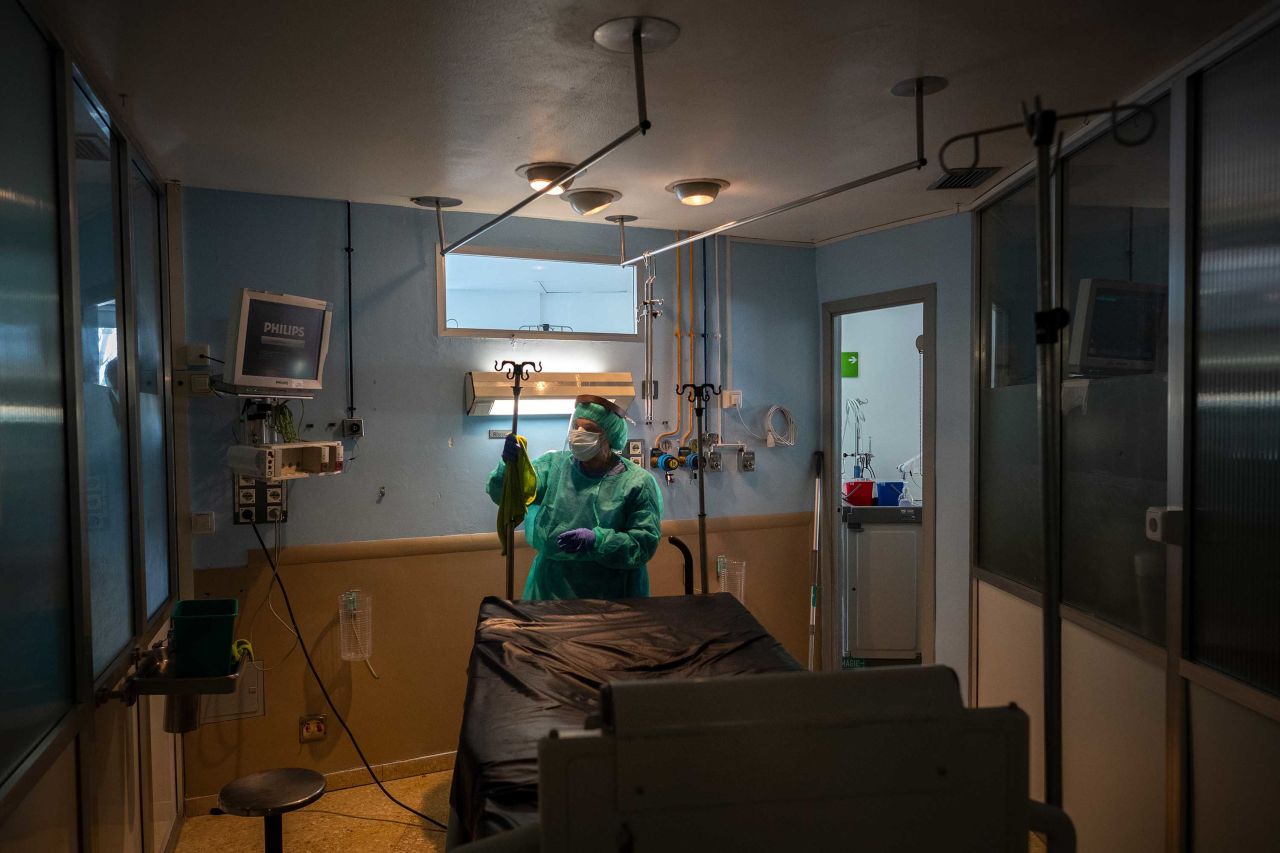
[176, 771, 451, 852]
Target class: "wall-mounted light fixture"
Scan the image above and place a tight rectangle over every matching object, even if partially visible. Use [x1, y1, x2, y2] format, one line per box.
[516, 162, 577, 196]
[465, 371, 635, 416]
[666, 178, 730, 206]
[562, 188, 622, 216]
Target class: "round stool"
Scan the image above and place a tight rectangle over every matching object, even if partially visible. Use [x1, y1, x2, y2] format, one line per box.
[218, 768, 326, 853]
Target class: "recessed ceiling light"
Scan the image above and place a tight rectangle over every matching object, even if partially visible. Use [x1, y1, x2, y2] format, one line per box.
[516, 162, 577, 196]
[665, 178, 730, 206]
[562, 188, 621, 216]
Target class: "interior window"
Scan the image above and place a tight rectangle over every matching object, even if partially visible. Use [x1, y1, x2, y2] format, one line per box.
[443, 250, 637, 336]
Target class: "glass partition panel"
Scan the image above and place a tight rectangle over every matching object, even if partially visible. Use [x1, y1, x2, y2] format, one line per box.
[977, 182, 1042, 587]
[74, 84, 134, 674]
[1192, 27, 1280, 695]
[443, 251, 637, 336]
[130, 164, 170, 618]
[1060, 97, 1170, 643]
[0, 0, 73, 782]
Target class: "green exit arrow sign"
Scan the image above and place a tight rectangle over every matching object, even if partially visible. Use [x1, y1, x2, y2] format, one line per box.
[841, 351, 859, 378]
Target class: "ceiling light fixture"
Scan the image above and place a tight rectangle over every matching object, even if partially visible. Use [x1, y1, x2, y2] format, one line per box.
[666, 178, 730, 206]
[563, 188, 621, 216]
[516, 162, 577, 196]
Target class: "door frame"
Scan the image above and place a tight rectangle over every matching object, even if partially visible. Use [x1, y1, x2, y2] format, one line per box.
[819, 284, 937, 671]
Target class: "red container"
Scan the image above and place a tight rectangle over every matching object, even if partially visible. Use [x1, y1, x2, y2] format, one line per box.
[842, 480, 874, 506]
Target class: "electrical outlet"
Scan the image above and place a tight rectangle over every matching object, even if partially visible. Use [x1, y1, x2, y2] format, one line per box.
[299, 714, 326, 743]
[341, 418, 364, 438]
[266, 506, 283, 522]
[739, 450, 757, 472]
[189, 373, 212, 396]
[707, 450, 723, 472]
[627, 439, 643, 457]
[184, 343, 210, 366]
[721, 390, 742, 409]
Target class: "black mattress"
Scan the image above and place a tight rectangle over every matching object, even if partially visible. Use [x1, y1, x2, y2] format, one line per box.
[448, 594, 802, 843]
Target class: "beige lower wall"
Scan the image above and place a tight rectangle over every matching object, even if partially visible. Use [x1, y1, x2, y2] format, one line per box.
[183, 512, 811, 808]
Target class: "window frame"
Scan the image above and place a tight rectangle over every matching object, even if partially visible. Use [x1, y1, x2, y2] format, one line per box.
[436, 244, 643, 342]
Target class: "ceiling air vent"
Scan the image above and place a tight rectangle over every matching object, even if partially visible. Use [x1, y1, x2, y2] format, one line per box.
[74, 134, 110, 162]
[927, 166, 1001, 191]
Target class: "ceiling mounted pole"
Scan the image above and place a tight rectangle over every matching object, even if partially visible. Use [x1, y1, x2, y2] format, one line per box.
[409, 195, 462, 250]
[621, 76, 945, 267]
[438, 16, 677, 257]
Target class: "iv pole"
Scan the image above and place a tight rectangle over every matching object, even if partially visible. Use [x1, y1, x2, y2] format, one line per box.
[939, 97, 1157, 809]
[679, 382, 722, 594]
[496, 358, 542, 599]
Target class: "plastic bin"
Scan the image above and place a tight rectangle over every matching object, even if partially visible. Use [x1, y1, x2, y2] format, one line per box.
[171, 598, 238, 677]
[843, 480, 874, 506]
[875, 481, 906, 506]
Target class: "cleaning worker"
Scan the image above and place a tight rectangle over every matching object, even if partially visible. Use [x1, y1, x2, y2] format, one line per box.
[485, 395, 663, 600]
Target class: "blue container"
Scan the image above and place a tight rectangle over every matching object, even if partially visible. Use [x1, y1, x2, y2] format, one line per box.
[875, 481, 906, 506]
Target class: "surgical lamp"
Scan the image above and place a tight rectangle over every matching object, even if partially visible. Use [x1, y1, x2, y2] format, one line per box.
[515, 162, 576, 196]
[562, 187, 622, 216]
[666, 177, 729, 206]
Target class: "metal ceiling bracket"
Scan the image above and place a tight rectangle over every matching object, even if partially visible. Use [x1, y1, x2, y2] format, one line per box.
[438, 16, 672, 257]
[605, 214, 638, 262]
[620, 76, 944, 266]
[411, 195, 462, 251]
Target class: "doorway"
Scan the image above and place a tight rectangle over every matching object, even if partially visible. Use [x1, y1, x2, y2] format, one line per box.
[821, 286, 936, 671]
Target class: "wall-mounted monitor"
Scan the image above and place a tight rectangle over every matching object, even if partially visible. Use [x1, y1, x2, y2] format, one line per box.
[1067, 278, 1167, 377]
[223, 289, 332, 395]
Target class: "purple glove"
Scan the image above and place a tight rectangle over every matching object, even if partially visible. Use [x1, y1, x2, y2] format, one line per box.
[502, 434, 520, 463]
[556, 528, 596, 554]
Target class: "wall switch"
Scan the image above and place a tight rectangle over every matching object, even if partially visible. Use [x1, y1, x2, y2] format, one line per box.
[721, 390, 742, 409]
[739, 450, 757, 472]
[189, 373, 212, 396]
[488, 429, 511, 440]
[299, 714, 327, 743]
[190, 512, 215, 535]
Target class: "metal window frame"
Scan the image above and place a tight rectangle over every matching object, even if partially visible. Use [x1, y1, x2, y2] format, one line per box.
[0, 1, 180, 835]
[436, 243, 643, 342]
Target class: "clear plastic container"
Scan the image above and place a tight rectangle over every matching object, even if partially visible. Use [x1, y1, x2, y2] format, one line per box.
[338, 589, 373, 661]
[716, 557, 747, 605]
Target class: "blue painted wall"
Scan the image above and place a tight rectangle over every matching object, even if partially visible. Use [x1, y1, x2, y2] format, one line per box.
[183, 189, 819, 569]
[816, 213, 974, 697]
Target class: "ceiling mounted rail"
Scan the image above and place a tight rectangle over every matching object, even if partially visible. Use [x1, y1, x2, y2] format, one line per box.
[437, 16, 678, 257]
[620, 75, 946, 266]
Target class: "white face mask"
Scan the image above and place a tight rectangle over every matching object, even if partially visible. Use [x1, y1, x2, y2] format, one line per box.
[568, 428, 605, 461]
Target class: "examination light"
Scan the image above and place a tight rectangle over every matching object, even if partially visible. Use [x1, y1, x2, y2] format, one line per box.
[563, 188, 622, 216]
[666, 178, 730, 206]
[516, 162, 576, 196]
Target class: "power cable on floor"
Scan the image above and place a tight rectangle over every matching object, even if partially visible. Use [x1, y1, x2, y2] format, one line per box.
[250, 523, 446, 832]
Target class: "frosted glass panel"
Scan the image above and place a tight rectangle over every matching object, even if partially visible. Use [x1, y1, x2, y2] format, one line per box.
[1060, 98, 1169, 644]
[1192, 27, 1280, 695]
[977, 183, 1042, 587]
[75, 85, 134, 674]
[0, 0, 73, 783]
[130, 165, 171, 617]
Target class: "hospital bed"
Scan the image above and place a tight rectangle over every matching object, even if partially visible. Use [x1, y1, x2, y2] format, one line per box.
[445, 594, 801, 846]
[446, 596, 1073, 852]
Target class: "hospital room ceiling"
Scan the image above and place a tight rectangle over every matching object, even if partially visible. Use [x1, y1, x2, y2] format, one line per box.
[38, 0, 1263, 243]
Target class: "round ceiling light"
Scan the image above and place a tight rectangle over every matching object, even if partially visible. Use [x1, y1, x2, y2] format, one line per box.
[516, 162, 577, 195]
[562, 188, 621, 216]
[665, 178, 730, 206]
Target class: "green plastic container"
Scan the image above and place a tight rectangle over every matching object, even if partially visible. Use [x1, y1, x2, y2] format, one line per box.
[171, 598, 239, 677]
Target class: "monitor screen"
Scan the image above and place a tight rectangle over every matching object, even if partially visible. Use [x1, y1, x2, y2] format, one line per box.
[242, 297, 327, 380]
[1068, 278, 1166, 376]
[226, 289, 331, 391]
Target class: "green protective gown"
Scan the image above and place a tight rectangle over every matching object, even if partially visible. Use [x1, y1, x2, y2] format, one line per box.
[486, 450, 663, 600]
